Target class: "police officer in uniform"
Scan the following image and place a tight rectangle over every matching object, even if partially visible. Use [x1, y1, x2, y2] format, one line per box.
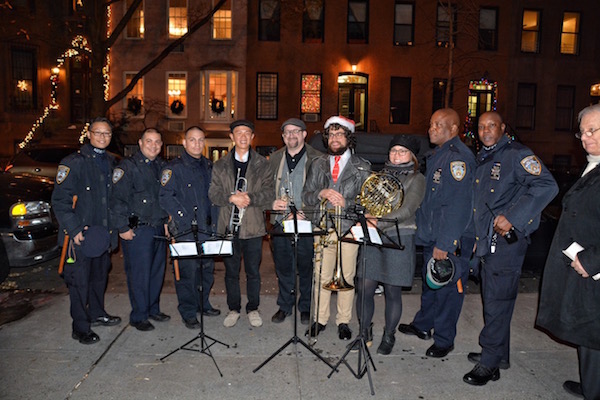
[398, 108, 475, 358]
[463, 111, 557, 385]
[52, 117, 121, 344]
[111, 128, 170, 331]
[159, 126, 220, 329]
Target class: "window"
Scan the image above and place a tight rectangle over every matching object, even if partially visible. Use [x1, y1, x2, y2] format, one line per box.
[212, 0, 232, 40]
[257, 73, 278, 120]
[521, 10, 541, 53]
[301, 74, 322, 120]
[303, 0, 324, 43]
[394, 2, 414, 46]
[555, 85, 575, 131]
[125, 0, 144, 39]
[167, 72, 187, 118]
[169, 0, 187, 38]
[124, 72, 144, 116]
[432, 78, 453, 112]
[201, 70, 238, 121]
[479, 7, 498, 50]
[436, 4, 457, 47]
[516, 83, 536, 129]
[259, 0, 280, 41]
[348, 0, 369, 43]
[11, 48, 36, 110]
[390, 77, 411, 124]
[560, 12, 580, 55]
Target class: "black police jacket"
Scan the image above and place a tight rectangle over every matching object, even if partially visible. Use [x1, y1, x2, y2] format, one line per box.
[111, 149, 168, 233]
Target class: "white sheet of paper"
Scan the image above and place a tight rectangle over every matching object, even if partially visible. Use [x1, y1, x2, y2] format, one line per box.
[350, 226, 382, 245]
[202, 240, 233, 255]
[282, 219, 312, 234]
[562, 241, 584, 261]
[169, 242, 198, 257]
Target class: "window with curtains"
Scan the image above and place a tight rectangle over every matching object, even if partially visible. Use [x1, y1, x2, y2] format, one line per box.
[212, 0, 232, 40]
[169, 0, 187, 38]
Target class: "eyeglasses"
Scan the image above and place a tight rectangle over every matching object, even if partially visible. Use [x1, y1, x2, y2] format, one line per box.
[328, 132, 346, 138]
[89, 130, 112, 138]
[282, 129, 303, 137]
[575, 127, 600, 139]
[390, 148, 410, 155]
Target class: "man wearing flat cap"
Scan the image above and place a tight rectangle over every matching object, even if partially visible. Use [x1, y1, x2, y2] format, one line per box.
[269, 118, 323, 324]
[209, 119, 274, 328]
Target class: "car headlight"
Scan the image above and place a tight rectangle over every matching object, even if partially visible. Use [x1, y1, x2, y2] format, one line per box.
[10, 201, 52, 227]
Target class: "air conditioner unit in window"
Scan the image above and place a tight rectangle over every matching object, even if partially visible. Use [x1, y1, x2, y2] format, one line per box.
[302, 113, 320, 122]
[168, 121, 185, 132]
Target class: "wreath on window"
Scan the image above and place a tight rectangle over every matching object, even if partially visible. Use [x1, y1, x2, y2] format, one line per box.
[211, 98, 225, 115]
[170, 99, 184, 115]
[127, 96, 142, 115]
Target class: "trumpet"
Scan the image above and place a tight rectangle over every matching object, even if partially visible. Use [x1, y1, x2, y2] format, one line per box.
[228, 168, 248, 235]
[322, 204, 354, 292]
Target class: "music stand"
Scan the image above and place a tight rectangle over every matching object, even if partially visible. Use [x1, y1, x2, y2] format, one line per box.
[327, 207, 403, 395]
[160, 218, 230, 377]
[253, 207, 334, 373]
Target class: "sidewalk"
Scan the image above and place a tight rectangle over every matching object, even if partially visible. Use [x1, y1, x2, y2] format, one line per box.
[0, 280, 577, 399]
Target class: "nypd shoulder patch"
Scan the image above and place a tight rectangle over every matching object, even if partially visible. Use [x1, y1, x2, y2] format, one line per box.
[450, 161, 466, 181]
[112, 168, 125, 184]
[56, 165, 70, 184]
[161, 169, 172, 186]
[520, 155, 541, 176]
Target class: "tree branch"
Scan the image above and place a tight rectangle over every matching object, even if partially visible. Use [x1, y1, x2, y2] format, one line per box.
[105, 0, 143, 49]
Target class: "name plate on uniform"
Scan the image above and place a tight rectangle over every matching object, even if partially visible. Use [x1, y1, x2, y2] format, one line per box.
[202, 240, 233, 256]
[282, 219, 312, 234]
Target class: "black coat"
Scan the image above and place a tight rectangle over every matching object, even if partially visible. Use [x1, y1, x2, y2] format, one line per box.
[536, 165, 600, 350]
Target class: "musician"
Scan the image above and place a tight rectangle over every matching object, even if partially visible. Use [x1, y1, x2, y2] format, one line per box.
[208, 120, 274, 328]
[159, 126, 220, 329]
[303, 116, 371, 341]
[51, 117, 121, 344]
[398, 108, 475, 359]
[269, 118, 323, 325]
[355, 135, 425, 354]
[111, 128, 170, 332]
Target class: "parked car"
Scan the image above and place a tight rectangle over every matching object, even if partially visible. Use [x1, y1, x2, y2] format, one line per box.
[4, 144, 80, 179]
[0, 172, 59, 284]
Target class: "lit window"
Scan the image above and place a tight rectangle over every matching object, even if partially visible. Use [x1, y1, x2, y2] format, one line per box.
[436, 4, 457, 47]
[301, 74, 321, 118]
[212, 0, 232, 40]
[390, 77, 411, 124]
[124, 72, 144, 116]
[169, 0, 187, 38]
[11, 48, 36, 110]
[201, 70, 238, 121]
[560, 12, 580, 55]
[516, 83, 536, 129]
[521, 10, 541, 53]
[303, 0, 324, 43]
[259, 0, 280, 41]
[257, 73, 278, 120]
[555, 85, 575, 131]
[167, 72, 187, 118]
[348, 0, 369, 44]
[394, 2, 413, 46]
[479, 8, 497, 50]
[125, 0, 144, 39]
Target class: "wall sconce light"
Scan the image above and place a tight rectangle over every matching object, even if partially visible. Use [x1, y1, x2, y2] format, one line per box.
[351, 64, 357, 73]
[51, 67, 60, 75]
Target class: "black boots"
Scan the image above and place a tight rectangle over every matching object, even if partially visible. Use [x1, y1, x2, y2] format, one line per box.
[377, 328, 396, 355]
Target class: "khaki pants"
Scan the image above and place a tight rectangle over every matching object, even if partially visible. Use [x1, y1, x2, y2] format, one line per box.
[313, 232, 358, 326]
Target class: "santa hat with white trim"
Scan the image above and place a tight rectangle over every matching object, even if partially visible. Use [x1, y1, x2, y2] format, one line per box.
[324, 116, 356, 133]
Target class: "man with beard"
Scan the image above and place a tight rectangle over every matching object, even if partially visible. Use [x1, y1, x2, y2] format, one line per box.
[302, 116, 371, 341]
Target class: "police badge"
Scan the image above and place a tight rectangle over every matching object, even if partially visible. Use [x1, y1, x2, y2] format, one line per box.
[56, 165, 70, 184]
[450, 161, 466, 181]
[112, 168, 124, 184]
[520, 155, 542, 176]
[161, 169, 172, 186]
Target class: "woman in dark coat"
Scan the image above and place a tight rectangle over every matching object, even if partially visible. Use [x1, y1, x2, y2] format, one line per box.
[537, 104, 600, 399]
[354, 135, 426, 355]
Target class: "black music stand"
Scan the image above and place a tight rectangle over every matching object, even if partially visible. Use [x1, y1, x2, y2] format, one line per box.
[253, 207, 334, 373]
[159, 218, 230, 377]
[327, 207, 403, 395]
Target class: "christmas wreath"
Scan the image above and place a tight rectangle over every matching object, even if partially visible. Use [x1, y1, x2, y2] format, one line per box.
[170, 99, 185, 114]
[127, 96, 142, 115]
[211, 99, 224, 114]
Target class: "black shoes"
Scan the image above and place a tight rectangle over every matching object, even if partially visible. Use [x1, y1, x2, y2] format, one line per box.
[338, 323, 352, 340]
[397, 323, 431, 340]
[300, 312, 310, 325]
[377, 329, 396, 355]
[271, 309, 291, 323]
[563, 380, 583, 398]
[467, 352, 510, 370]
[426, 344, 454, 358]
[72, 330, 100, 345]
[184, 318, 201, 329]
[130, 320, 155, 331]
[305, 322, 326, 337]
[202, 308, 221, 317]
[149, 312, 171, 322]
[91, 314, 121, 327]
[463, 363, 500, 386]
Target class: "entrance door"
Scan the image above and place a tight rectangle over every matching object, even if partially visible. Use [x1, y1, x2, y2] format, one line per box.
[69, 55, 91, 123]
[338, 73, 368, 131]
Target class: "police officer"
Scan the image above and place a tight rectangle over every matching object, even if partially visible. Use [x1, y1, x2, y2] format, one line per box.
[159, 126, 220, 329]
[463, 111, 558, 386]
[398, 108, 475, 358]
[111, 128, 170, 331]
[52, 117, 121, 345]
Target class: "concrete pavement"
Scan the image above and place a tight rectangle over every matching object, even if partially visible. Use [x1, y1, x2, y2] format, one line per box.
[0, 243, 578, 400]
